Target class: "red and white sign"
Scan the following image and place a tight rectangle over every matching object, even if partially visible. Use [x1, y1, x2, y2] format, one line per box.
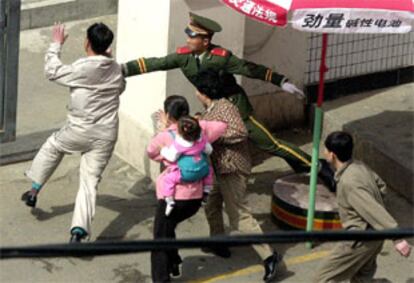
[221, 0, 290, 26]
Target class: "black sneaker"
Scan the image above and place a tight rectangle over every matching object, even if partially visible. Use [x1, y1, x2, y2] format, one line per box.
[318, 159, 337, 193]
[21, 191, 37, 207]
[169, 263, 181, 278]
[169, 255, 182, 277]
[69, 227, 87, 243]
[69, 234, 83, 243]
[201, 247, 231, 258]
[263, 252, 283, 282]
[202, 192, 209, 205]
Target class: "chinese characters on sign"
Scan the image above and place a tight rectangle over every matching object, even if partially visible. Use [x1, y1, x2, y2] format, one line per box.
[225, 0, 285, 25]
[302, 13, 404, 29]
[293, 9, 412, 33]
[223, 1, 412, 33]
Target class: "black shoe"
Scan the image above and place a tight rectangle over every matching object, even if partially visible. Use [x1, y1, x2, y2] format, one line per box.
[21, 191, 37, 207]
[69, 227, 87, 243]
[69, 234, 83, 243]
[168, 256, 182, 277]
[169, 263, 181, 277]
[201, 247, 231, 258]
[263, 252, 283, 282]
[318, 159, 337, 193]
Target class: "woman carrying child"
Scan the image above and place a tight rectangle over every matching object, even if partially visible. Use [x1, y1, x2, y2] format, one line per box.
[146, 95, 226, 283]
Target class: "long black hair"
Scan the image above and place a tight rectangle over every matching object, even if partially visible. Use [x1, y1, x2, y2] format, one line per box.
[195, 70, 224, 100]
[195, 69, 242, 100]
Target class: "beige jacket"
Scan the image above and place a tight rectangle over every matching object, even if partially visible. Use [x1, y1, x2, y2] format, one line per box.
[335, 160, 398, 231]
[45, 43, 126, 141]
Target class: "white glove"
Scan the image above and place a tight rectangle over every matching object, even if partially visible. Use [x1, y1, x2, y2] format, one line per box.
[165, 197, 175, 216]
[281, 82, 306, 100]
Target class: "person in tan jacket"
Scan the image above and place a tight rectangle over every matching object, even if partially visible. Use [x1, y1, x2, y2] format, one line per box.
[315, 131, 411, 283]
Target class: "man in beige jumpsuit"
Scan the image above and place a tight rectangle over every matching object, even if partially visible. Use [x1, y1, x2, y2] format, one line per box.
[315, 131, 411, 283]
[22, 23, 125, 242]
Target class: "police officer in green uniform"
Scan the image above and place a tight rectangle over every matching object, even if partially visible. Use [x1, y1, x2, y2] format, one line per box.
[121, 12, 335, 191]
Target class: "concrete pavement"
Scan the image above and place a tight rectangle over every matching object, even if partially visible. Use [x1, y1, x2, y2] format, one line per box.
[322, 83, 414, 202]
[0, 130, 413, 283]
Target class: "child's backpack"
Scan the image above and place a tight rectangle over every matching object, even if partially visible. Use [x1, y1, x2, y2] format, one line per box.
[169, 130, 210, 182]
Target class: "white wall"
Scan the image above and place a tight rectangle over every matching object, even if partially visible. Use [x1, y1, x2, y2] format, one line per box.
[242, 16, 310, 94]
[115, 0, 247, 177]
[116, 0, 171, 133]
[241, 16, 309, 129]
[115, 0, 172, 178]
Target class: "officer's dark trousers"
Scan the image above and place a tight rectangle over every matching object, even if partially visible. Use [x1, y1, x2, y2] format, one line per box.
[151, 199, 201, 283]
[245, 116, 312, 173]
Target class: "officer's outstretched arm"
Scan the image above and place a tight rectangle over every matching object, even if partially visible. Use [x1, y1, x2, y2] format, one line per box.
[121, 53, 180, 77]
[225, 53, 305, 99]
[225, 53, 288, 87]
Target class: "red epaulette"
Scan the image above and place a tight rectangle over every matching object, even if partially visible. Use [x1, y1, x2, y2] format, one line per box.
[176, 46, 192, 54]
[210, 47, 229, 57]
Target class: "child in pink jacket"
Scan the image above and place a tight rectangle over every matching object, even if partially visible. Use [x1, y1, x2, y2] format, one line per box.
[160, 116, 214, 216]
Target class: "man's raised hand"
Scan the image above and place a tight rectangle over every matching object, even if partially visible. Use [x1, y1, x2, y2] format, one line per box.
[52, 22, 69, 45]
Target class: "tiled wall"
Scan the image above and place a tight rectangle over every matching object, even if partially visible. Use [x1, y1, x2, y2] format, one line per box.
[306, 33, 414, 84]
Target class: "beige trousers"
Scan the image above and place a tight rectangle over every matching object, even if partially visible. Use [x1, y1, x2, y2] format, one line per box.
[204, 172, 273, 260]
[25, 125, 115, 236]
[314, 240, 384, 283]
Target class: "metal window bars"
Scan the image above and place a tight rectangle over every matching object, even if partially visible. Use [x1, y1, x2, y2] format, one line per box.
[306, 33, 414, 85]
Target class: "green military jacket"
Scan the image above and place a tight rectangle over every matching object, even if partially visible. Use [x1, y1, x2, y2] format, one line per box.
[122, 45, 288, 119]
[335, 160, 398, 231]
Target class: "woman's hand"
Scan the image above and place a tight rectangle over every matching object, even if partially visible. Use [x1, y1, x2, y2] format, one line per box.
[153, 110, 169, 132]
[194, 112, 202, 120]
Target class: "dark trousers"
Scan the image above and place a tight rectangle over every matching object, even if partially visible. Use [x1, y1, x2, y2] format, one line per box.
[151, 199, 201, 283]
[245, 116, 312, 173]
[228, 92, 312, 173]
